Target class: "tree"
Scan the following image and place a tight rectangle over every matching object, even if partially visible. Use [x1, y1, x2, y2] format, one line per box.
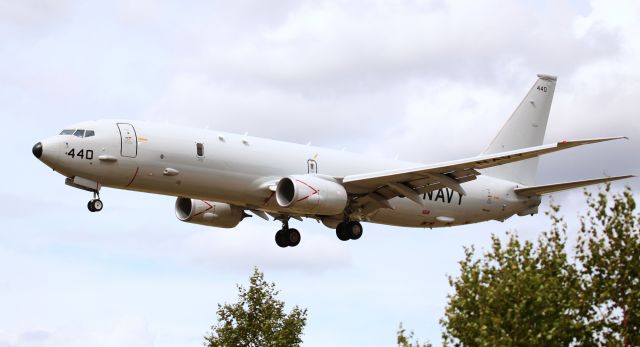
[204, 268, 308, 347]
[397, 322, 432, 347]
[577, 185, 640, 346]
[440, 185, 640, 346]
[441, 210, 589, 346]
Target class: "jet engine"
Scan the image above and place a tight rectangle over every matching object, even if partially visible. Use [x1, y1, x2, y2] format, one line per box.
[175, 198, 245, 228]
[275, 175, 348, 215]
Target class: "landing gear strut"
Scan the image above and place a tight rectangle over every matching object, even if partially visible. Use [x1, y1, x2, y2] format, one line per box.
[87, 191, 103, 212]
[336, 221, 363, 241]
[275, 219, 301, 248]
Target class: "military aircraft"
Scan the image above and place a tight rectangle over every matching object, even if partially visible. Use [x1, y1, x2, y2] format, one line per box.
[32, 74, 632, 247]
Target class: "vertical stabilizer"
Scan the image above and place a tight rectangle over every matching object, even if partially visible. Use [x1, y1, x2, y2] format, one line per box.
[481, 74, 557, 185]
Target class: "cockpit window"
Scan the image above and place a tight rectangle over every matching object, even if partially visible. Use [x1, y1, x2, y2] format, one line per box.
[59, 128, 95, 137]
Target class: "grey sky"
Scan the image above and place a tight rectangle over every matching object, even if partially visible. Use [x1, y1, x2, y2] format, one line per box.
[0, 0, 638, 346]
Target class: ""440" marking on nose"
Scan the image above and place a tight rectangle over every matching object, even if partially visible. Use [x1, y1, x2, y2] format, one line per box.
[66, 148, 94, 160]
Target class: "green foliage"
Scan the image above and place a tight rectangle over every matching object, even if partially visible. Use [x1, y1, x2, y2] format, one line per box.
[204, 268, 308, 347]
[397, 322, 432, 347]
[577, 185, 640, 346]
[440, 185, 640, 346]
[441, 224, 587, 346]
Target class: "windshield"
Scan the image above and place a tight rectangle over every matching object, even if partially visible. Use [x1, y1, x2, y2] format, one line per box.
[59, 129, 95, 138]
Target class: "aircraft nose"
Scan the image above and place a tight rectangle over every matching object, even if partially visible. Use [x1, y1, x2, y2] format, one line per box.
[32, 142, 43, 159]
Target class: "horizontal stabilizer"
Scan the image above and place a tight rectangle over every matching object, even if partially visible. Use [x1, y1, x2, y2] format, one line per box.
[514, 175, 634, 197]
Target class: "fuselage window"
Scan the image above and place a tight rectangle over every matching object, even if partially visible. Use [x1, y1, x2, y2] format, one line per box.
[59, 129, 75, 135]
[85, 130, 95, 137]
[196, 142, 204, 157]
[73, 129, 85, 137]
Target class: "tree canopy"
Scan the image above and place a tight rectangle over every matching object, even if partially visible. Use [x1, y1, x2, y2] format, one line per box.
[577, 186, 640, 345]
[440, 185, 639, 346]
[204, 268, 308, 347]
[397, 322, 432, 347]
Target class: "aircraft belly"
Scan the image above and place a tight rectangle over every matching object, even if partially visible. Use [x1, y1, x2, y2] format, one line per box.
[368, 198, 474, 228]
[114, 161, 270, 208]
[367, 178, 521, 228]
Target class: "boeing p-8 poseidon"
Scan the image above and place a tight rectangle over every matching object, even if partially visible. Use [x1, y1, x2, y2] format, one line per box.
[32, 74, 633, 247]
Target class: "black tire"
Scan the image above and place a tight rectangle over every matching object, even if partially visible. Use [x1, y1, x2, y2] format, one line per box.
[287, 228, 301, 247]
[275, 229, 288, 248]
[87, 201, 95, 212]
[92, 199, 103, 212]
[347, 221, 363, 240]
[336, 222, 350, 241]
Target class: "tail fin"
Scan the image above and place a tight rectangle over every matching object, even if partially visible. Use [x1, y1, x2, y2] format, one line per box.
[481, 74, 557, 185]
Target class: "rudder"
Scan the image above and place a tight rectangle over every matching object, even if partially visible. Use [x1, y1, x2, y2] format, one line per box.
[481, 74, 557, 185]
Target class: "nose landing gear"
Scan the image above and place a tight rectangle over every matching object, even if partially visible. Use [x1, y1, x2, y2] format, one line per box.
[87, 191, 103, 212]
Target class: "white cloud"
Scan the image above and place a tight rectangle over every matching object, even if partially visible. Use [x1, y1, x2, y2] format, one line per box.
[0, 0, 72, 31]
[182, 223, 352, 272]
[191, 0, 616, 89]
[0, 317, 154, 347]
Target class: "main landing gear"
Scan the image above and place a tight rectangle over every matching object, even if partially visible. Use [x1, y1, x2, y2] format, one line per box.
[87, 191, 103, 212]
[272, 218, 364, 247]
[275, 219, 301, 248]
[336, 221, 363, 241]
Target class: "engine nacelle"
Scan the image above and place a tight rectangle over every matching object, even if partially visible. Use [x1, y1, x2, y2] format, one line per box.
[275, 175, 348, 215]
[175, 198, 244, 228]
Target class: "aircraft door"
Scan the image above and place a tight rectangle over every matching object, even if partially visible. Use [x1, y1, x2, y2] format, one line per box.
[117, 123, 137, 158]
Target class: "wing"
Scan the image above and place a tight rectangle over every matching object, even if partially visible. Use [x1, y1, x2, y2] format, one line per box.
[513, 175, 634, 197]
[342, 137, 626, 214]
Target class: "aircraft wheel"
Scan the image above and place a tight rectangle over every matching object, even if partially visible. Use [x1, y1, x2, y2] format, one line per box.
[287, 228, 301, 247]
[347, 221, 363, 240]
[275, 229, 288, 248]
[92, 199, 103, 212]
[336, 222, 350, 241]
[87, 201, 96, 212]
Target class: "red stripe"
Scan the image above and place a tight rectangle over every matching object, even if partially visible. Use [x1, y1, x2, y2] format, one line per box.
[294, 179, 319, 202]
[192, 200, 214, 218]
[124, 167, 139, 188]
[263, 191, 275, 205]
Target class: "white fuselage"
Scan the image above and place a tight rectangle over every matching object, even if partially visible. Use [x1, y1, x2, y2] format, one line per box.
[36, 120, 538, 229]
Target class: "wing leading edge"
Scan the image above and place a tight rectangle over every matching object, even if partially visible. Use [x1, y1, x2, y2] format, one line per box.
[342, 136, 628, 213]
